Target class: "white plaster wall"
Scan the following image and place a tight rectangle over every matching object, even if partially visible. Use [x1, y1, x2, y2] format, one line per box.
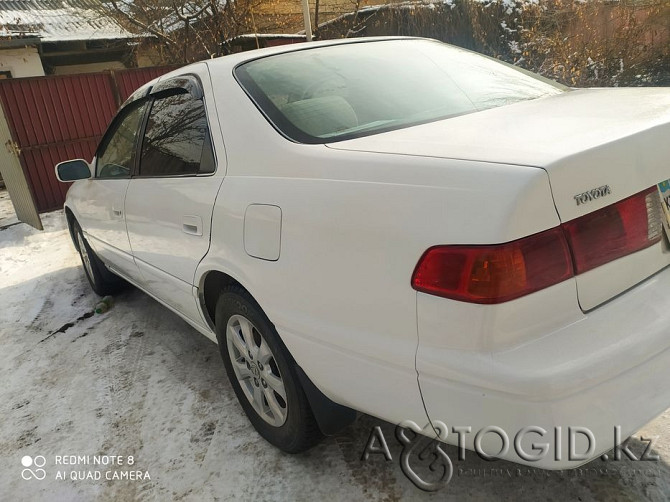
[52, 60, 125, 75]
[0, 46, 45, 77]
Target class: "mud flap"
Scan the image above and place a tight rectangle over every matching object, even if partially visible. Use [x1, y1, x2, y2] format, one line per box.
[295, 365, 357, 435]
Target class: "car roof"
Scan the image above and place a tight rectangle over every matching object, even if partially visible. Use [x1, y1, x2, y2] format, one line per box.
[212, 36, 422, 67]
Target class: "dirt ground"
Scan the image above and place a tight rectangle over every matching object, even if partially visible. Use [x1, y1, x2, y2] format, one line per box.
[1, 211, 669, 501]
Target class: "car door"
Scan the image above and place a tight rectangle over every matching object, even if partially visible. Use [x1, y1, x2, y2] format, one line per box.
[76, 99, 148, 283]
[124, 69, 224, 326]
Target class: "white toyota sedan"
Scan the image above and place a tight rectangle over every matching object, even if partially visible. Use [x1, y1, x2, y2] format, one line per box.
[56, 37, 670, 469]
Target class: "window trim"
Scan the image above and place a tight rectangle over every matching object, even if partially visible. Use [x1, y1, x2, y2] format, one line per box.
[150, 75, 203, 100]
[131, 74, 218, 179]
[94, 98, 150, 179]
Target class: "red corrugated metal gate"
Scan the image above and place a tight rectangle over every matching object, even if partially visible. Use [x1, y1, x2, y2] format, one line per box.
[0, 66, 175, 214]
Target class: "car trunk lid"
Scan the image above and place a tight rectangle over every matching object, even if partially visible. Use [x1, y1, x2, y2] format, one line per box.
[329, 88, 670, 310]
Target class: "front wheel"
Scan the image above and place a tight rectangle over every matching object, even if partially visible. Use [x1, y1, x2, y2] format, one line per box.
[215, 286, 322, 453]
[73, 221, 124, 296]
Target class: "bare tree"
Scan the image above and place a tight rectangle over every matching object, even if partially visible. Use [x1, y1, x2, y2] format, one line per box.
[102, 0, 263, 64]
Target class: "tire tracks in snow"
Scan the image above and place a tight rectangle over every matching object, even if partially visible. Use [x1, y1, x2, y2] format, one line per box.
[90, 318, 155, 501]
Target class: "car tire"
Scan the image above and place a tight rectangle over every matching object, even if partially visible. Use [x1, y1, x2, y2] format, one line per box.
[73, 221, 125, 296]
[215, 285, 323, 453]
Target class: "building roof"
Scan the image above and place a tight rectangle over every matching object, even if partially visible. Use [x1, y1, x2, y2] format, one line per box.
[0, 0, 134, 42]
[226, 33, 307, 42]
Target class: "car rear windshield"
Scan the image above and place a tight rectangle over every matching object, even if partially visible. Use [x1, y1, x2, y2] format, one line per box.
[234, 39, 567, 144]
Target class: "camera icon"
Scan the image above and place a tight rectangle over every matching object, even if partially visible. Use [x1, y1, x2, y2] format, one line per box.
[21, 455, 46, 480]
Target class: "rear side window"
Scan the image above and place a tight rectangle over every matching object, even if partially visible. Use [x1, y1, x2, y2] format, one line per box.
[96, 101, 147, 178]
[139, 90, 214, 177]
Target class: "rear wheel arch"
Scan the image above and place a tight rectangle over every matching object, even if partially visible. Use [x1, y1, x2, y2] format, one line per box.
[199, 269, 249, 332]
[201, 269, 358, 437]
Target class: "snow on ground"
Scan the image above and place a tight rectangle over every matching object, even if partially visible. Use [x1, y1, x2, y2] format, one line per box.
[1, 211, 670, 501]
[0, 189, 18, 228]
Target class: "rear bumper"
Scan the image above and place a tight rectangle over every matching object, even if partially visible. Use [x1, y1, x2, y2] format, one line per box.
[417, 265, 670, 469]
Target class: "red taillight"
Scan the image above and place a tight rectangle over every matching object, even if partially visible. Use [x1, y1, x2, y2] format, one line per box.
[562, 186, 663, 274]
[411, 227, 574, 304]
[412, 186, 664, 304]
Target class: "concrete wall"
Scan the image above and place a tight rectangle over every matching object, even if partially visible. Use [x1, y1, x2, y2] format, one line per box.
[52, 60, 125, 75]
[136, 46, 164, 68]
[0, 46, 45, 78]
[255, 0, 396, 32]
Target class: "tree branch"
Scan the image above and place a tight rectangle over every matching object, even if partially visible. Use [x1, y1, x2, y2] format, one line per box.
[107, 0, 177, 46]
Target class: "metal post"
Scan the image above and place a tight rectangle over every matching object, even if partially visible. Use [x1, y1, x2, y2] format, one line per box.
[301, 0, 313, 41]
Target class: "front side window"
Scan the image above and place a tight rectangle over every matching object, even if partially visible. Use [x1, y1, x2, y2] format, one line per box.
[96, 101, 147, 178]
[235, 39, 567, 144]
[139, 91, 213, 177]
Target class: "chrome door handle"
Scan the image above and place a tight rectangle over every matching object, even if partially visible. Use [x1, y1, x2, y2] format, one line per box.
[182, 215, 203, 236]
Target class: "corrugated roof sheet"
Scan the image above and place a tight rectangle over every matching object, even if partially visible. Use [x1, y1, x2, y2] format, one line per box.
[0, 0, 134, 42]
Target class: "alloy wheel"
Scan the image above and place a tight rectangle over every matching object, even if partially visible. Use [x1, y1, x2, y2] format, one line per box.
[226, 314, 288, 427]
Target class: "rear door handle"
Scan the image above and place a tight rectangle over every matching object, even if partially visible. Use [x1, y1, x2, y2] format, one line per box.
[182, 215, 203, 236]
[112, 206, 123, 218]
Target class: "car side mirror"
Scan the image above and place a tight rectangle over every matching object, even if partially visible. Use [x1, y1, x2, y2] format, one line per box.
[55, 159, 91, 182]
